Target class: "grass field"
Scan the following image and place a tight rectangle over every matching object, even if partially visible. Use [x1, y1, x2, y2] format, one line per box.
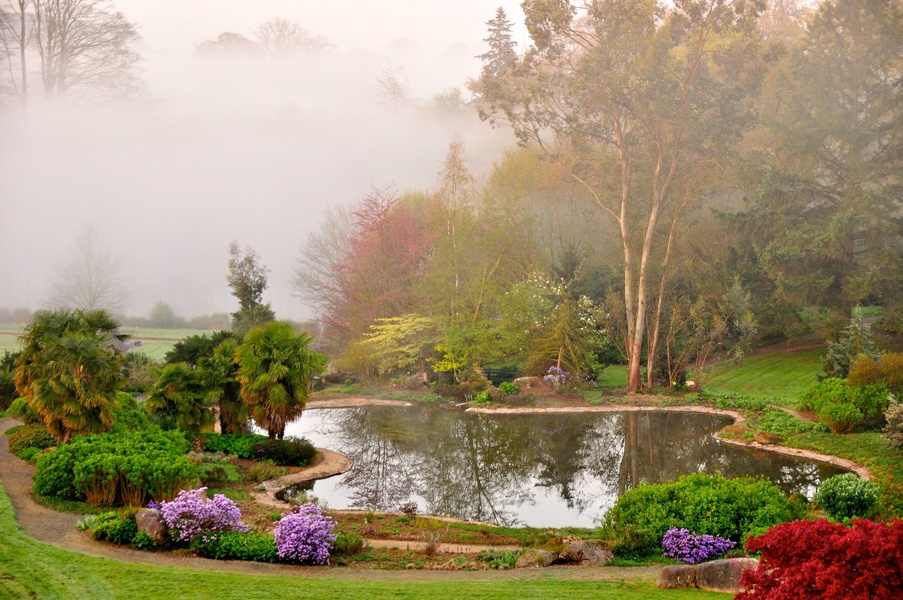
[0, 325, 210, 361]
[0, 483, 728, 600]
[702, 347, 824, 405]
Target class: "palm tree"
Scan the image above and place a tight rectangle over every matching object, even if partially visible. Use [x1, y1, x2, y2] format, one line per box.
[14, 309, 128, 443]
[235, 321, 325, 439]
[146, 363, 213, 435]
[197, 338, 248, 434]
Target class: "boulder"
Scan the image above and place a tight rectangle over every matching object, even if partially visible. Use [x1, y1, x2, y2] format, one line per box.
[401, 371, 429, 390]
[695, 558, 758, 594]
[512, 376, 543, 389]
[135, 508, 167, 544]
[515, 549, 555, 568]
[657, 564, 697, 589]
[558, 540, 614, 566]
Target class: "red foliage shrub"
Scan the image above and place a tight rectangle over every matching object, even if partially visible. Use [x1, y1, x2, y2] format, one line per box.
[737, 518, 903, 600]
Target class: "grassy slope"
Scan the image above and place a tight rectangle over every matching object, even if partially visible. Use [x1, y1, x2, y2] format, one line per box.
[703, 348, 824, 405]
[0, 326, 210, 361]
[0, 488, 727, 600]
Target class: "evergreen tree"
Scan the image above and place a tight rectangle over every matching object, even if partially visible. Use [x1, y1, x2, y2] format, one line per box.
[478, 7, 517, 78]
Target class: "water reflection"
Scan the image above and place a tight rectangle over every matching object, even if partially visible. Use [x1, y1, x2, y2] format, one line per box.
[281, 406, 846, 528]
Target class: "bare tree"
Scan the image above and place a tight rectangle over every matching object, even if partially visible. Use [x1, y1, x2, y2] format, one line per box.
[33, 0, 142, 99]
[376, 62, 412, 109]
[254, 17, 329, 56]
[196, 31, 258, 56]
[47, 223, 130, 313]
[0, 0, 29, 102]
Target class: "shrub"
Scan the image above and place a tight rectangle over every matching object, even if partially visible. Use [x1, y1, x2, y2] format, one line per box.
[8, 423, 55, 458]
[33, 430, 197, 506]
[498, 381, 519, 395]
[7, 397, 42, 424]
[885, 398, 903, 448]
[814, 473, 880, 521]
[602, 473, 804, 557]
[109, 392, 156, 434]
[197, 462, 241, 486]
[16, 446, 41, 462]
[246, 460, 287, 483]
[158, 487, 249, 544]
[89, 511, 139, 545]
[202, 433, 269, 459]
[818, 401, 864, 434]
[879, 353, 903, 396]
[799, 378, 888, 433]
[132, 530, 158, 551]
[331, 531, 366, 556]
[848, 354, 883, 387]
[251, 437, 316, 466]
[274, 503, 336, 565]
[190, 531, 278, 562]
[738, 518, 903, 600]
[477, 549, 520, 569]
[661, 527, 735, 564]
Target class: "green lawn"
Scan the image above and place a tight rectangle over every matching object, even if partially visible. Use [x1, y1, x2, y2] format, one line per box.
[0, 484, 727, 600]
[703, 348, 824, 405]
[0, 326, 212, 361]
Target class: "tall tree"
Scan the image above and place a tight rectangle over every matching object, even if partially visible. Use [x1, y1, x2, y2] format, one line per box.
[14, 309, 128, 443]
[227, 241, 275, 335]
[0, 0, 30, 102]
[48, 223, 130, 313]
[478, 0, 767, 391]
[235, 321, 324, 439]
[33, 0, 142, 98]
[478, 7, 517, 78]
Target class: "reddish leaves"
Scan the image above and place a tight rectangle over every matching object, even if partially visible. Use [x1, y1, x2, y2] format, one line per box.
[738, 518, 903, 600]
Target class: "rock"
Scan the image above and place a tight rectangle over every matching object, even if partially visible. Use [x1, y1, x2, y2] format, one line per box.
[754, 431, 781, 445]
[558, 540, 614, 566]
[135, 508, 167, 544]
[515, 549, 555, 568]
[695, 558, 758, 594]
[401, 371, 429, 390]
[657, 564, 697, 589]
[512, 376, 542, 389]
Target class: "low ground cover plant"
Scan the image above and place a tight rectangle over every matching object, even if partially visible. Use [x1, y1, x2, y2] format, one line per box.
[33, 430, 196, 506]
[7, 422, 55, 460]
[603, 472, 804, 557]
[738, 518, 903, 600]
[660, 527, 735, 564]
[190, 531, 278, 562]
[201, 433, 269, 458]
[201, 433, 316, 466]
[814, 473, 880, 521]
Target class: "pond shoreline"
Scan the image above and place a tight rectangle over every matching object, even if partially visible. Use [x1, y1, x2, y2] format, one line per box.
[308, 396, 874, 482]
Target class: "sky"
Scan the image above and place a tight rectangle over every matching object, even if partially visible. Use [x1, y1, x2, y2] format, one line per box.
[0, 0, 529, 322]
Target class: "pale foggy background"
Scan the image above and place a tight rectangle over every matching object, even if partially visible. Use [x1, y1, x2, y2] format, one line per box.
[0, 0, 528, 321]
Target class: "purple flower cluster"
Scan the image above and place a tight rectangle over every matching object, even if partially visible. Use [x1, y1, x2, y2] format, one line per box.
[542, 366, 573, 387]
[274, 503, 336, 565]
[661, 527, 736, 564]
[158, 487, 249, 543]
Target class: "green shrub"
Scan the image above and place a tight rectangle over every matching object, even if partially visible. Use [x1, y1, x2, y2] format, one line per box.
[33, 430, 197, 506]
[198, 462, 241, 485]
[799, 379, 888, 433]
[498, 381, 519, 395]
[250, 437, 316, 466]
[110, 392, 157, 434]
[7, 397, 42, 425]
[332, 531, 366, 556]
[814, 473, 880, 521]
[246, 460, 287, 483]
[8, 423, 55, 458]
[602, 473, 804, 557]
[190, 531, 278, 562]
[16, 446, 41, 463]
[202, 433, 269, 458]
[89, 511, 139, 545]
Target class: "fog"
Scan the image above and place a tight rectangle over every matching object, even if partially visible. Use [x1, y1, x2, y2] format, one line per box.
[0, 0, 528, 321]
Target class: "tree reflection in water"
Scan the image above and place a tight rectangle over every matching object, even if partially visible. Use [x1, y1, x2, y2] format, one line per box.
[282, 406, 847, 527]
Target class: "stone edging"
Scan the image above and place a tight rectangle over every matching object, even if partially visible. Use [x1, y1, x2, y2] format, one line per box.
[251, 448, 353, 509]
[467, 404, 875, 480]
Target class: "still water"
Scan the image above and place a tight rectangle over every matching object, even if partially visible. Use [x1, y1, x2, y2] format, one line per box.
[277, 406, 845, 528]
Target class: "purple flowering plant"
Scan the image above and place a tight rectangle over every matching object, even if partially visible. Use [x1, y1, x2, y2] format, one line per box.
[542, 366, 573, 387]
[661, 527, 735, 564]
[274, 503, 336, 565]
[158, 487, 249, 543]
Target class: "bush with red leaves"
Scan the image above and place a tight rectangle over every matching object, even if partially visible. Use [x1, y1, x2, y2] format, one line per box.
[737, 518, 903, 600]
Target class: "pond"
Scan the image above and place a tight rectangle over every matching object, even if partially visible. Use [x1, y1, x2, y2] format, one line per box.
[276, 405, 846, 528]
